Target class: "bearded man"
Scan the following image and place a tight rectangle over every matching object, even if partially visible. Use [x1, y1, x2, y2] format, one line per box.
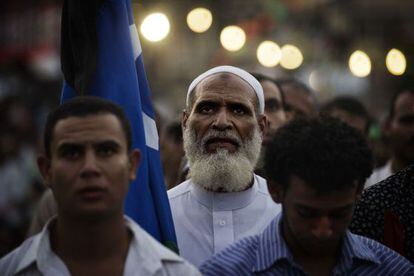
[168, 66, 281, 267]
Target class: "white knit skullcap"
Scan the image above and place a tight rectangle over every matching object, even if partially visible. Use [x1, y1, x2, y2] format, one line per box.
[187, 65, 264, 114]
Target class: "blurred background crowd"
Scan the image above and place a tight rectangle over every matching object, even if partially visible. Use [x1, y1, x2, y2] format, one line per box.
[0, 0, 413, 256]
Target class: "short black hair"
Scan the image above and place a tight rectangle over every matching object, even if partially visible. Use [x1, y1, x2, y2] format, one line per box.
[276, 78, 314, 96]
[276, 78, 318, 112]
[250, 73, 286, 111]
[320, 96, 371, 132]
[44, 96, 132, 158]
[264, 117, 373, 193]
[389, 89, 414, 118]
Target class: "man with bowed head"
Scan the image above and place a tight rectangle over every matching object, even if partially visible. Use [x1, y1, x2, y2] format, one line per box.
[168, 66, 281, 267]
[0, 97, 199, 275]
[200, 117, 413, 275]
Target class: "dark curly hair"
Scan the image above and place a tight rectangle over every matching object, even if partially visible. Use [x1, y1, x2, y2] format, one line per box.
[264, 117, 374, 193]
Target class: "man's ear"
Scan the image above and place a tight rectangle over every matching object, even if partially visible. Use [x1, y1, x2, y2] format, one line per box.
[182, 110, 189, 131]
[37, 156, 52, 189]
[128, 149, 141, 181]
[258, 114, 268, 137]
[267, 180, 285, 204]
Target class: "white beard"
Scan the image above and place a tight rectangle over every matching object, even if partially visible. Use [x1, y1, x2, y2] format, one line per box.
[183, 125, 262, 192]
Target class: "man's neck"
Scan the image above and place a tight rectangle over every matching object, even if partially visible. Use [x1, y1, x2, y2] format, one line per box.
[50, 213, 131, 274]
[281, 221, 341, 276]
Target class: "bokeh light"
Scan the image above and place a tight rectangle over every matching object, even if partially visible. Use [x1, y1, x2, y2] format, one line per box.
[220, 26, 246, 52]
[386, 48, 406, 76]
[349, 50, 371, 77]
[140, 13, 170, 42]
[280, 44, 303, 70]
[186, 7, 212, 33]
[256, 41, 281, 67]
[309, 70, 319, 91]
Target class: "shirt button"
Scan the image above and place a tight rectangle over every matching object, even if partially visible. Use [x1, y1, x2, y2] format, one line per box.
[219, 220, 226, 226]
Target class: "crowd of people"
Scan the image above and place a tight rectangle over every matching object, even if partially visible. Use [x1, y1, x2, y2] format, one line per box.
[0, 65, 413, 275]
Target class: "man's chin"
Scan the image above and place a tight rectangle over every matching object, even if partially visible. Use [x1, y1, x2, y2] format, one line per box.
[189, 156, 254, 192]
[62, 205, 120, 222]
[300, 240, 340, 256]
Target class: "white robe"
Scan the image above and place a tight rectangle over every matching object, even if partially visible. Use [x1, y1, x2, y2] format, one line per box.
[168, 174, 281, 267]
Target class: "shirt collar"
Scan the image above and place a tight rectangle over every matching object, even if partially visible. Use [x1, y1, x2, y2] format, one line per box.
[253, 215, 381, 273]
[253, 213, 293, 272]
[15, 232, 42, 273]
[338, 231, 381, 266]
[15, 216, 183, 275]
[16, 216, 69, 275]
[123, 216, 183, 275]
[190, 174, 259, 211]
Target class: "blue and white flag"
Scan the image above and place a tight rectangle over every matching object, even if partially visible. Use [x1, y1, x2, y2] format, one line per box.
[60, 0, 177, 251]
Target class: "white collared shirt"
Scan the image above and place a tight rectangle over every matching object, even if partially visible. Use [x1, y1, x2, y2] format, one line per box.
[0, 216, 200, 276]
[168, 174, 281, 267]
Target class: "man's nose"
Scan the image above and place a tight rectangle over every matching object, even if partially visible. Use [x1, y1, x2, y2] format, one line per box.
[212, 109, 232, 130]
[311, 216, 333, 240]
[80, 150, 101, 177]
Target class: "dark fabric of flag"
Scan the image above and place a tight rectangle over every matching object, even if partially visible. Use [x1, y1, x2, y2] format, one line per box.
[61, 0, 104, 95]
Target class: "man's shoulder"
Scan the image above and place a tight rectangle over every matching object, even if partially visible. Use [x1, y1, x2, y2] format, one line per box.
[0, 235, 39, 275]
[351, 233, 414, 273]
[167, 180, 192, 200]
[200, 234, 260, 275]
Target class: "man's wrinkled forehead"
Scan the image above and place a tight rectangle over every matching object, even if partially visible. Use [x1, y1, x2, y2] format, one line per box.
[187, 65, 264, 114]
[195, 72, 253, 94]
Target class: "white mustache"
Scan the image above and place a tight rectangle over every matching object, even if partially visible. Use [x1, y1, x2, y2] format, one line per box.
[200, 130, 242, 149]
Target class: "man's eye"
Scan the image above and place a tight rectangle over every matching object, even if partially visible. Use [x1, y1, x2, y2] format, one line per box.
[284, 104, 292, 112]
[197, 104, 215, 114]
[297, 209, 318, 218]
[330, 210, 351, 220]
[98, 147, 116, 157]
[266, 106, 278, 113]
[201, 106, 213, 113]
[231, 105, 248, 115]
[265, 101, 281, 112]
[233, 108, 245, 115]
[61, 148, 81, 159]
